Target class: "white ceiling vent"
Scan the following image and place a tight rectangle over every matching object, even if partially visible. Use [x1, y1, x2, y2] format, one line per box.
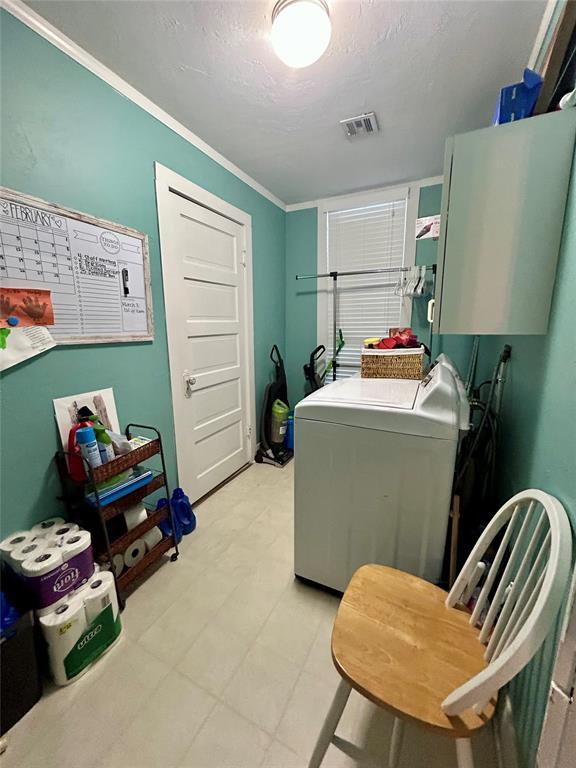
[340, 112, 379, 138]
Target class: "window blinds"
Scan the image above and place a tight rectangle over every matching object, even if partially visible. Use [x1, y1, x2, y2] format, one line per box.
[326, 198, 408, 377]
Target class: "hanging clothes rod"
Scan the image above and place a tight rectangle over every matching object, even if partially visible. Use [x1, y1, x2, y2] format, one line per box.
[295, 264, 436, 280]
[295, 263, 437, 382]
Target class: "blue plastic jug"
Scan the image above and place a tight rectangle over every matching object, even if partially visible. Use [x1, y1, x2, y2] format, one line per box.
[157, 489, 196, 541]
[157, 497, 183, 543]
[171, 488, 197, 536]
[285, 412, 294, 452]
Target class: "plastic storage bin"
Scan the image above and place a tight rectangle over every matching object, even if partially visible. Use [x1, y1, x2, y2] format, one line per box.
[492, 68, 543, 125]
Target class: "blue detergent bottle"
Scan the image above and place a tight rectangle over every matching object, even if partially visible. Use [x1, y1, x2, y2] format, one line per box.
[171, 488, 197, 535]
[156, 497, 183, 544]
[285, 411, 295, 452]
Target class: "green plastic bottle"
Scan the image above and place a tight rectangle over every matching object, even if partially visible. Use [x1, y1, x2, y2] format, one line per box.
[271, 400, 289, 444]
[91, 419, 115, 464]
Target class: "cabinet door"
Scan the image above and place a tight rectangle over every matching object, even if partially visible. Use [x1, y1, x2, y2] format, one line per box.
[436, 110, 576, 335]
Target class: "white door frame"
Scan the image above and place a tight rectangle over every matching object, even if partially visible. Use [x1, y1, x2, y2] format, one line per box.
[154, 162, 257, 486]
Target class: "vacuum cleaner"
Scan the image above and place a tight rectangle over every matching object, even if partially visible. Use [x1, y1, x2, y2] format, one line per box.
[255, 345, 293, 467]
[303, 345, 326, 393]
[303, 330, 345, 394]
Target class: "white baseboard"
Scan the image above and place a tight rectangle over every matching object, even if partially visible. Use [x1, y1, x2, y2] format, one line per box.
[495, 692, 520, 768]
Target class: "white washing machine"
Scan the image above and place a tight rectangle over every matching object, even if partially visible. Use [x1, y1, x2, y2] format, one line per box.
[294, 360, 469, 592]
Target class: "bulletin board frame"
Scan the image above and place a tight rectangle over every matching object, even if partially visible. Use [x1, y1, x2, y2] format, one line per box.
[0, 187, 154, 344]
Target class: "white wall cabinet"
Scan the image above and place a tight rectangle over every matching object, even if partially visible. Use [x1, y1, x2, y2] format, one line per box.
[435, 110, 576, 335]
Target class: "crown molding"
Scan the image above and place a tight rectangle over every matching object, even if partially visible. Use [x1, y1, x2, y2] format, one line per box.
[285, 175, 444, 212]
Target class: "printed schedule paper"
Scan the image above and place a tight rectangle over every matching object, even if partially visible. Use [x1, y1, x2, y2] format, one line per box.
[0, 189, 153, 343]
[0, 326, 56, 372]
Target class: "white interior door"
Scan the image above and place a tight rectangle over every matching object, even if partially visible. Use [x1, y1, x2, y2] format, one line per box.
[159, 187, 253, 502]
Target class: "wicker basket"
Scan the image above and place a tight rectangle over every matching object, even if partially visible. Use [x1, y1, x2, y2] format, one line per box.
[91, 439, 160, 483]
[361, 346, 425, 380]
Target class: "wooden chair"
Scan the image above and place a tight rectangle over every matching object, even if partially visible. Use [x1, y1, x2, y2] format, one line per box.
[308, 489, 572, 768]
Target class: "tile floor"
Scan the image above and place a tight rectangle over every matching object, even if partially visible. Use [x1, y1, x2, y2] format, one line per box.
[3, 462, 498, 768]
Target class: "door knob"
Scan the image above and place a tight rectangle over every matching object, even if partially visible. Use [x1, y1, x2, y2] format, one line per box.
[184, 375, 197, 398]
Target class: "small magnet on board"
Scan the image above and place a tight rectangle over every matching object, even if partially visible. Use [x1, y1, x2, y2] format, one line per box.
[7, 316, 19, 327]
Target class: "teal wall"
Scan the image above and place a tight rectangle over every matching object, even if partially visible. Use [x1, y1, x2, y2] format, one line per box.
[0, 12, 286, 533]
[285, 209, 317, 403]
[474, 144, 576, 768]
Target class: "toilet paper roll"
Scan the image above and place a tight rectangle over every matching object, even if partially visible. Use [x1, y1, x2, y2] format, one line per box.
[124, 504, 148, 531]
[83, 572, 120, 623]
[112, 554, 124, 578]
[21, 548, 64, 577]
[39, 597, 89, 685]
[100, 556, 123, 577]
[48, 523, 80, 546]
[58, 531, 92, 562]
[73, 571, 96, 598]
[9, 540, 48, 573]
[31, 517, 66, 538]
[36, 593, 71, 618]
[0, 531, 36, 558]
[123, 539, 146, 568]
[142, 526, 162, 552]
[50, 561, 101, 611]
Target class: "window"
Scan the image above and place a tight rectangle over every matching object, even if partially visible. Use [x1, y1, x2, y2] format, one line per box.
[321, 189, 412, 378]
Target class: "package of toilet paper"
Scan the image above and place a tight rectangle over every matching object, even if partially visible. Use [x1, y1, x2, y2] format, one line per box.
[40, 571, 122, 685]
[2, 519, 95, 610]
[21, 531, 94, 609]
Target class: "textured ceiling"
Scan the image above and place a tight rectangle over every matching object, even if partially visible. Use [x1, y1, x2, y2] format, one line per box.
[26, 0, 545, 204]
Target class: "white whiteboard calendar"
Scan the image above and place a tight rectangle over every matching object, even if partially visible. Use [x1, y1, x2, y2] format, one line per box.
[0, 188, 153, 343]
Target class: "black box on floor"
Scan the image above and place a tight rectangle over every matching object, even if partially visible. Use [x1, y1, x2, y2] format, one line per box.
[1, 568, 43, 735]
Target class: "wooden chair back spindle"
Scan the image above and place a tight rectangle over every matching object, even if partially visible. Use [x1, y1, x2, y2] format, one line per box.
[442, 490, 571, 717]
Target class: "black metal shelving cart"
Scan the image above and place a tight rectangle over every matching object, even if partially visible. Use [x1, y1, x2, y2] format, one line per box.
[56, 424, 179, 608]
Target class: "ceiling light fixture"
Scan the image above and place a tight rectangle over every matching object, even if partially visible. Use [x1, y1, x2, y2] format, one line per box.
[271, 0, 332, 69]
